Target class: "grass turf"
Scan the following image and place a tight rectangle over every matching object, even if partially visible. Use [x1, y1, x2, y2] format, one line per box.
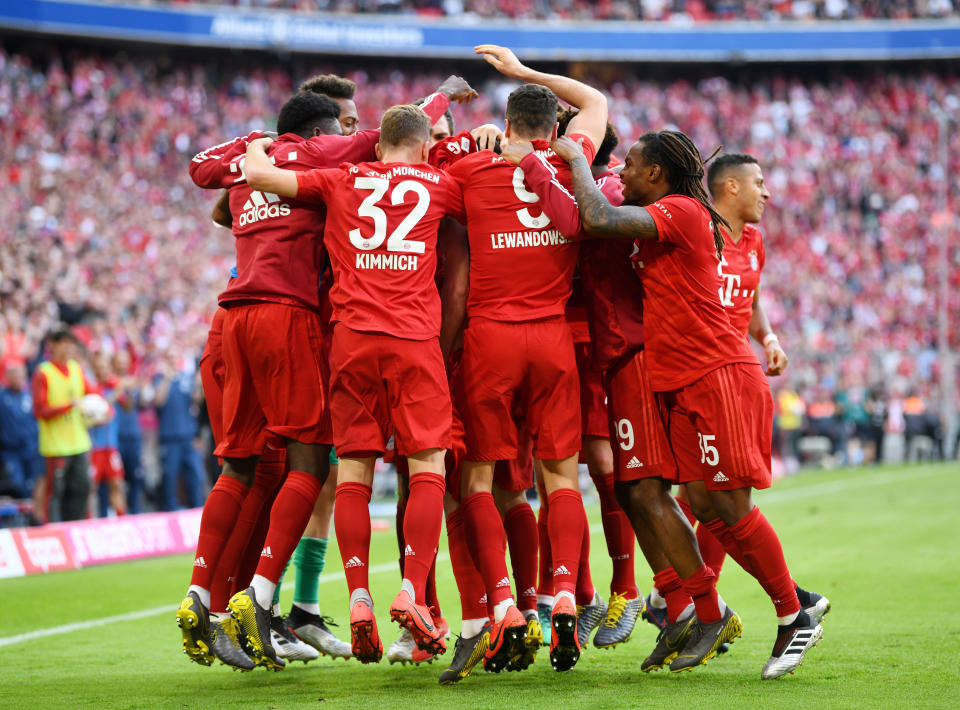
[1, 463, 958, 709]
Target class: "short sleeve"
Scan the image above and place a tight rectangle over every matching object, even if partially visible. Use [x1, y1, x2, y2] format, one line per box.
[643, 195, 705, 250]
[296, 168, 339, 204]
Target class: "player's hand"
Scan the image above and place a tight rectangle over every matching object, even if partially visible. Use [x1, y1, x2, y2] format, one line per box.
[475, 45, 526, 78]
[500, 141, 534, 166]
[249, 136, 273, 151]
[551, 135, 585, 163]
[471, 123, 504, 151]
[765, 342, 788, 376]
[438, 75, 478, 104]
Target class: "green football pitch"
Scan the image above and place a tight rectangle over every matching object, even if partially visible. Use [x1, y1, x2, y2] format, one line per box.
[1, 463, 958, 709]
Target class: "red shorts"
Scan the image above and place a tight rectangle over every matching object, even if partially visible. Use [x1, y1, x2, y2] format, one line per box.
[462, 316, 580, 461]
[604, 349, 677, 483]
[658, 362, 773, 490]
[200, 307, 227, 447]
[329, 323, 451, 458]
[493, 425, 534, 492]
[576, 342, 609, 439]
[91, 448, 125, 483]
[217, 302, 331, 458]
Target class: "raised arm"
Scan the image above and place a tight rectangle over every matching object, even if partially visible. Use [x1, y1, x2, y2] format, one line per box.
[551, 137, 658, 241]
[749, 284, 788, 375]
[475, 45, 607, 152]
[244, 138, 299, 198]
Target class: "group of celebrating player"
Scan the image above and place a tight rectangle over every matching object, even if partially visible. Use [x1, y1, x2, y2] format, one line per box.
[175, 44, 829, 685]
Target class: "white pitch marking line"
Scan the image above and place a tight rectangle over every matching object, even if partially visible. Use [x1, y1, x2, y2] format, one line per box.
[0, 465, 950, 648]
[0, 554, 448, 649]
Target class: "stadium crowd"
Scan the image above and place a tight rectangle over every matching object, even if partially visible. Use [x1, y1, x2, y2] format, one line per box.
[132, 0, 960, 21]
[0, 42, 956, 519]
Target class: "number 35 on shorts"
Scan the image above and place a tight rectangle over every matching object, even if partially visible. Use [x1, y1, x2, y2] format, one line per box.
[698, 432, 719, 466]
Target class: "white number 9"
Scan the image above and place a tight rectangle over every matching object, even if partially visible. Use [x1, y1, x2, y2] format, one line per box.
[616, 418, 635, 451]
[512, 167, 551, 229]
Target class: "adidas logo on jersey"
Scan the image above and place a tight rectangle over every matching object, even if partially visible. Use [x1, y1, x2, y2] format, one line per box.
[553, 565, 571, 577]
[404, 544, 415, 557]
[260, 546, 273, 558]
[523, 587, 537, 597]
[238, 190, 290, 227]
[626, 456, 644, 469]
[345, 556, 365, 568]
[495, 576, 511, 589]
[193, 556, 207, 568]
[713, 471, 730, 482]
[479, 593, 488, 605]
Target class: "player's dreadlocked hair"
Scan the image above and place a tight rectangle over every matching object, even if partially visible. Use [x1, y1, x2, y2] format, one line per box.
[637, 130, 729, 258]
[299, 74, 357, 100]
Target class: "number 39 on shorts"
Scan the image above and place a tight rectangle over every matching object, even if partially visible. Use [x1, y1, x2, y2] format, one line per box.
[698, 432, 719, 466]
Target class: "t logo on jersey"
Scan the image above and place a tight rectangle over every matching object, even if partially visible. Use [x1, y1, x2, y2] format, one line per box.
[717, 255, 741, 307]
[238, 189, 291, 227]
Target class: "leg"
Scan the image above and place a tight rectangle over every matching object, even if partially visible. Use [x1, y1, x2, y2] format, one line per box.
[62, 453, 91, 522]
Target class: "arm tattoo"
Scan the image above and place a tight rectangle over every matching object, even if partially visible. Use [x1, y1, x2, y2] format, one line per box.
[568, 156, 659, 240]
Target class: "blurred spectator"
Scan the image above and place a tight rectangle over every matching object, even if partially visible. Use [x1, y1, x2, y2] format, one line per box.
[805, 389, 846, 463]
[837, 384, 871, 464]
[89, 352, 127, 517]
[865, 387, 887, 463]
[775, 386, 805, 469]
[113, 349, 146, 513]
[0, 362, 44, 498]
[31, 327, 95, 522]
[150, 354, 204, 511]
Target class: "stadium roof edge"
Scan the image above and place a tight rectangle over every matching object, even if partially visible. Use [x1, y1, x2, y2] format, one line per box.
[2, 0, 959, 62]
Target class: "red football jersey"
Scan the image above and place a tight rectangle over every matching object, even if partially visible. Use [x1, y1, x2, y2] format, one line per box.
[428, 130, 478, 171]
[717, 223, 766, 337]
[634, 195, 757, 391]
[512, 158, 644, 372]
[445, 135, 596, 322]
[296, 161, 465, 340]
[190, 130, 380, 311]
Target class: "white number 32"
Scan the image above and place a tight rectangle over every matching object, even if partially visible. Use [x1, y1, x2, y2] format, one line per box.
[349, 177, 430, 254]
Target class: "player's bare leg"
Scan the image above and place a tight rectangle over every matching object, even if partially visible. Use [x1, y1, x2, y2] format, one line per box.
[539, 454, 587, 671]
[107, 477, 127, 516]
[460, 460, 525, 672]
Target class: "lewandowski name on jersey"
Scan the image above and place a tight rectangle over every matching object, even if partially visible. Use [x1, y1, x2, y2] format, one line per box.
[489, 229, 572, 249]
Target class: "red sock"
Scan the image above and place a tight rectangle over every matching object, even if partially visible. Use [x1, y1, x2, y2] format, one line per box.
[536, 481, 553, 597]
[575, 505, 594, 605]
[547, 488, 585, 598]
[232, 452, 286, 596]
[447, 507, 488, 620]
[503, 502, 538, 613]
[730, 507, 800, 617]
[210, 452, 285, 611]
[680, 564, 722, 624]
[402, 474, 445, 603]
[461, 491, 512, 605]
[592, 471, 636, 597]
[653, 567, 694, 623]
[426, 554, 441, 620]
[675, 495, 697, 527]
[254, 471, 321, 583]
[190, 474, 248, 590]
[335, 481, 372, 597]
[698, 519, 733, 577]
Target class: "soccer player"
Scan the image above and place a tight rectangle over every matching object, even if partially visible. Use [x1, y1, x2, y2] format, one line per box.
[443, 44, 608, 673]
[244, 96, 474, 664]
[300, 74, 360, 136]
[88, 352, 126, 518]
[550, 130, 824, 679]
[180, 91, 364, 670]
[32, 326, 96, 523]
[502, 128, 723, 674]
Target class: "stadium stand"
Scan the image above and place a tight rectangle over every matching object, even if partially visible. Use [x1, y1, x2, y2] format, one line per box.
[118, 0, 960, 21]
[0, 34, 956, 514]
